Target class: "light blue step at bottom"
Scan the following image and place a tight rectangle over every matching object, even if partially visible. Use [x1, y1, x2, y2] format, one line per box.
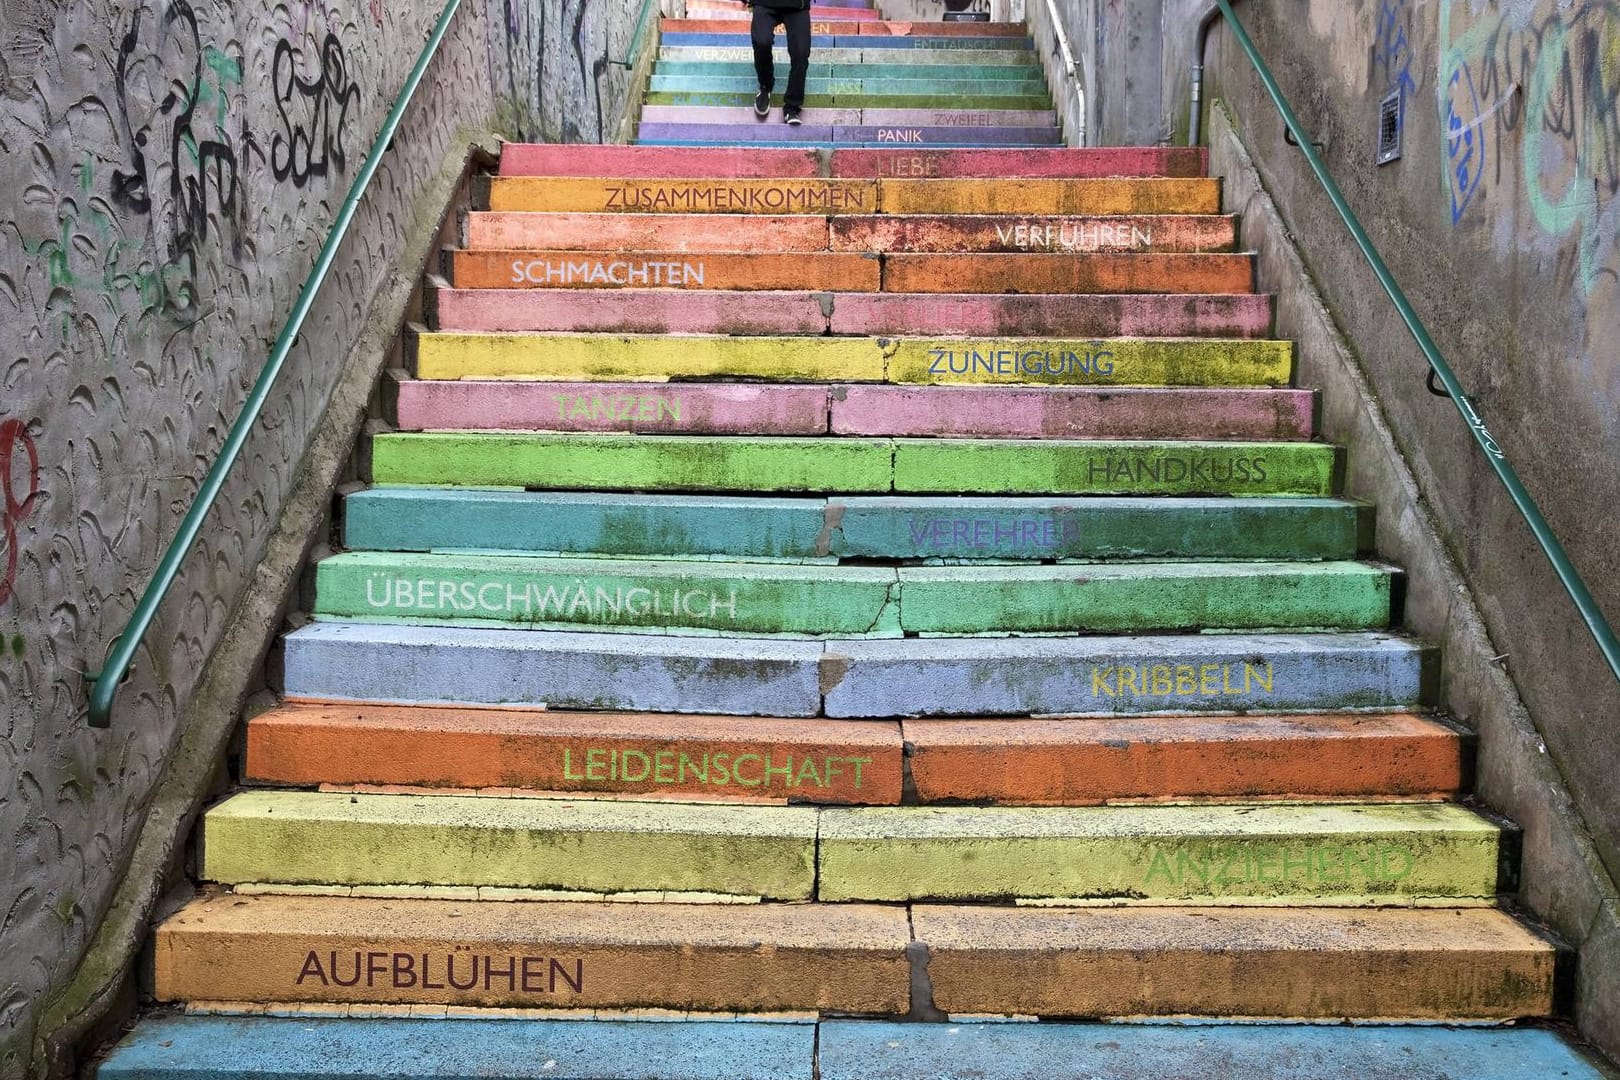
[95, 1015, 1614, 1080]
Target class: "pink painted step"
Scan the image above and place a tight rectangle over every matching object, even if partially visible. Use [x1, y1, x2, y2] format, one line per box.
[498, 145, 821, 178]
[830, 147, 1209, 179]
[390, 377, 1313, 441]
[830, 385, 1316, 440]
[393, 377, 831, 435]
[430, 287, 1276, 338]
[465, 212, 832, 252]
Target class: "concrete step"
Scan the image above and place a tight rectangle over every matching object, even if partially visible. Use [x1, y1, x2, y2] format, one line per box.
[367, 434, 1340, 496]
[903, 712, 1466, 803]
[661, 18, 1030, 36]
[637, 106, 1059, 128]
[408, 332, 1291, 385]
[280, 624, 1433, 717]
[658, 45, 1037, 64]
[647, 75, 1046, 94]
[312, 552, 1394, 635]
[389, 379, 1314, 440]
[654, 61, 1039, 80]
[95, 1014, 818, 1080]
[428, 289, 1274, 337]
[684, 4, 870, 19]
[816, 801, 1506, 903]
[645, 90, 1052, 109]
[635, 124, 1064, 149]
[882, 252, 1252, 293]
[342, 491, 1358, 561]
[245, 703, 905, 803]
[913, 904, 1559, 1019]
[499, 144, 823, 177]
[245, 704, 1460, 805]
[659, 32, 1031, 48]
[467, 210, 1232, 253]
[484, 177, 1220, 215]
[828, 146, 1208, 177]
[200, 789, 819, 897]
[152, 893, 912, 1011]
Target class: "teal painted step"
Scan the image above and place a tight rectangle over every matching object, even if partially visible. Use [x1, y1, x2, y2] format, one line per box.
[94, 1015, 1615, 1080]
[368, 433, 1341, 496]
[648, 76, 1046, 94]
[654, 61, 1044, 80]
[96, 1015, 816, 1079]
[644, 91, 1053, 109]
[280, 623, 1434, 717]
[658, 46, 1040, 65]
[343, 489, 1367, 561]
[316, 551, 1394, 635]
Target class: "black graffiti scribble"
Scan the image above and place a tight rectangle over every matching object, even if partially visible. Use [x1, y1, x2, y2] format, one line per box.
[110, 0, 249, 315]
[271, 33, 362, 187]
[0, 419, 41, 607]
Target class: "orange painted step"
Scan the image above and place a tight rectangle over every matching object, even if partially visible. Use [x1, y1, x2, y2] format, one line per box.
[153, 893, 912, 1012]
[453, 250, 881, 291]
[903, 714, 1469, 805]
[246, 704, 905, 805]
[466, 212, 833, 252]
[882, 253, 1254, 295]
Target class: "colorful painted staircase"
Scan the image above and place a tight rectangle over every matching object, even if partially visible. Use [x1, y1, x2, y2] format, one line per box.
[96, 136, 1614, 1080]
[638, 0, 1060, 147]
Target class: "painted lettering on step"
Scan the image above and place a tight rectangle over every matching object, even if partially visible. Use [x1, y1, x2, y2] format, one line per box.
[925, 112, 998, 127]
[876, 128, 925, 143]
[1142, 842, 1416, 890]
[991, 220, 1154, 251]
[1085, 455, 1269, 486]
[925, 346, 1115, 379]
[601, 183, 868, 212]
[561, 747, 872, 790]
[510, 260, 704, 286]
[295, 950, 584, 993]
[906, 515, 1081, 551]
[553, 394, 683, 425]
[1090, 661, 1276, 698]
[362, 576, 741, 624]
[874, 155, 941, 177]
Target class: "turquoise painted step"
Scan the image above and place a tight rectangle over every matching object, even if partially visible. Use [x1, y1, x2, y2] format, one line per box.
[658, 46, 1040, 65]
[818, 1021, 1613, 1080]
[644, 91, 1052, 109]
[648, 76, 1046, 94]
[368, 434, 1341, 496]
[280, 623, 1434, 717]
[96, 1015, 816, 1079]
[343, 489, 1367, 561]
[315, 551, 1393, 635]
[654, 61, 1044, 80]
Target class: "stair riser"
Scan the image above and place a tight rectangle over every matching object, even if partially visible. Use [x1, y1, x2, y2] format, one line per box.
[368, 435, 1339, 496]
[485, 177, 1220, 215]
[659, 46, 1040, 66]
[662, 18, 1031, 36]
[410, 333, 1291, 386]
[281, 626, 1434, 718]
[654, 62, 1040, 79]
[343, 491, 1356, 562]
[392, 381, 1313, 440]
[636, 124, 1064, 148]
[639, 106, 1058, 126]
[313, 557, 1391, 636]
[649, 76, 1047, 93]
[429, 290, 1275, 337]
[247, 708, 906, 803]
[660, 33, 1031, 48]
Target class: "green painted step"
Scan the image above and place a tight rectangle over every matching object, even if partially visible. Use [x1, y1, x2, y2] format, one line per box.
[644, 91, 1053, 109]
[659, 46, 1041, 66]
[817, 802, 1509, 904]
[314, 552, 1393, 634]
[654, 61, 1045, 80]
[648, 76, 1047, 94]
[315, 551, 900, 635]
[342, 490, 1368, 561]
[201, 790, 818, 899]
[370, 434, 1341, 496]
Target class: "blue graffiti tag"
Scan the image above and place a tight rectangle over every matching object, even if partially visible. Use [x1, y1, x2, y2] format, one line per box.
[1444, 62, 1487, 223]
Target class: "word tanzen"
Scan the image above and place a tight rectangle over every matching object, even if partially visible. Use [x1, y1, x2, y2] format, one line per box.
[363, 576, 741, 623]
[295, 950, 583, 994]
[1141, 842, 1418, 890]
[511, 259, 705, 286]
[562, 747, 874, 791]
[603, 181, 870, 212]
[1091, 661, 1275, 698]
[553, 393, 683, 424]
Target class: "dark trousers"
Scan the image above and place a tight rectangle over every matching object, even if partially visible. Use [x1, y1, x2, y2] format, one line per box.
[751, 5, 812, 110]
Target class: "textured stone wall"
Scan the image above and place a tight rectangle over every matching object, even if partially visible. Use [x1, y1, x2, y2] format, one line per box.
[0, 0, 639, 1073]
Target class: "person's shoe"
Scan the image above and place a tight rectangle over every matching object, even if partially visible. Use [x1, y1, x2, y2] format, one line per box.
[783, 107, 802, 126]
[753, 88, 771, 118]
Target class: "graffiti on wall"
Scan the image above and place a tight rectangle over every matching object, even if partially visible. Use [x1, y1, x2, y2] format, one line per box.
[270, 32, 363, 187]
[0, 418, 40, 607]
[1439, 0, 1620, 292]
[1376, 0, 1419, 100]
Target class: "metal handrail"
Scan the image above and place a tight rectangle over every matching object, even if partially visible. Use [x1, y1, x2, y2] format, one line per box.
[1189, 0, 1620, 687]
[609, 0, 662, 68]
[84, 0, 466, 728]
[1039, 0, 1086, 146]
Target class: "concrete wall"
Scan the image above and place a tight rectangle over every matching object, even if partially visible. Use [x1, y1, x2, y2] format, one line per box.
[0, 0, 640, 1075]
[1149, 0, 1620, 1057]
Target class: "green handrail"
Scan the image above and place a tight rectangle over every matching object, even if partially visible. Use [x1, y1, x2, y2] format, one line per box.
[610, 0, 662, 68]
[84, 0, 465, 728]
[1195, 0, 1620, 687]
